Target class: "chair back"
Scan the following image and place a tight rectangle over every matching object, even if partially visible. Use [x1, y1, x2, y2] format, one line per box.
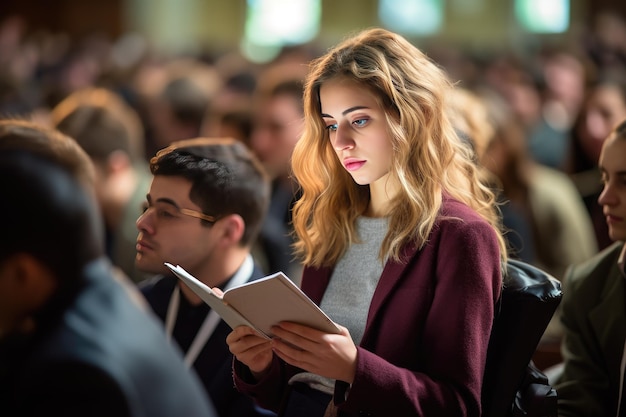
[481, 259, 562, 417]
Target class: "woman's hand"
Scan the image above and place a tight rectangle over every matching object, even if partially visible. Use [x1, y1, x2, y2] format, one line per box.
[270, 322, 357, 383]
[226, 326, 274, 379]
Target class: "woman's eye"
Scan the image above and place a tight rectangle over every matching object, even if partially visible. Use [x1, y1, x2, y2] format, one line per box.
[326, 123, 338, 132]
[353, 118, 368, 127]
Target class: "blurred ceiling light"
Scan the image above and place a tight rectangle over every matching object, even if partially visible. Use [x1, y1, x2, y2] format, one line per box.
[379, 0, 443, 36]
[515, 0, 570, 33]
[243, 0, 321, 63]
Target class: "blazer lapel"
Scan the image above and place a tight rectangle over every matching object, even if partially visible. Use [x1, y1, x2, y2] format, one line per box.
[588, 262, 626, 387]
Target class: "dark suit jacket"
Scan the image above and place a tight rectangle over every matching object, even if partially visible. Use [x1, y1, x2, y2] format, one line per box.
[234, 198, 502, 417]
[0, 258, 216, 417]
[140, 264, 276, 417]
[555, 241, 626, 417]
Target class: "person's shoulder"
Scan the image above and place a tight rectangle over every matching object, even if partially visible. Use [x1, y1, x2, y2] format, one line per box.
[39, 265, 215, 416]
[566, 241, 624, 288]
[432, 197, 500, 248]
[529, 165, 586, 207]
[532, 164, 573, 185]
[438, 196, 491, 226]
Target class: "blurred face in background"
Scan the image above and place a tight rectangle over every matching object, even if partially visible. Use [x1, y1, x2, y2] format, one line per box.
[249, 93, 303, 181]
[578, 84, 626, 165]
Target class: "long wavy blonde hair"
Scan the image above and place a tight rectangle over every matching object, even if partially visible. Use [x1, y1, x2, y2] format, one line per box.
[291, 28, 507, 267]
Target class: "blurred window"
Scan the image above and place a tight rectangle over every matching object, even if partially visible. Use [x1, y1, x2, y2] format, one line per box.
[515, 0, 570, 33]
[243, 0, 321, 63]
[378, 0, 443, 36]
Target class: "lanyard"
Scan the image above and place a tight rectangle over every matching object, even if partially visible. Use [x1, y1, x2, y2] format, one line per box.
[165, 254, 254, 367]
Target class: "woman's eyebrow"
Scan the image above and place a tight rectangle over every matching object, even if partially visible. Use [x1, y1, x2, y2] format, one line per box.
[321, 106, 371, 118]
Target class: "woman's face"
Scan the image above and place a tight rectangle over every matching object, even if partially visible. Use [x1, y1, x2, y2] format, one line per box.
[578, 85, 626, 164]
[319, 77, 397, 202]
[598, 136, 626, 242]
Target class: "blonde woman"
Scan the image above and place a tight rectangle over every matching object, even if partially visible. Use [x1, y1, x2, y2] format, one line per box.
[226, 28, 507, 417]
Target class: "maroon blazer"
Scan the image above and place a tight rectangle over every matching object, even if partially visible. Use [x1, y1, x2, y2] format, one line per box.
[234, 198, 502, 417]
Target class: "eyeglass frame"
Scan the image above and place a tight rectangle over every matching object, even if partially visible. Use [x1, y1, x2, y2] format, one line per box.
[178, 207, 218, 223]
[142, 195, 219, 224]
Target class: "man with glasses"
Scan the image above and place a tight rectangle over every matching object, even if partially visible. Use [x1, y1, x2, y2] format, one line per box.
[136, 137, 276, 417]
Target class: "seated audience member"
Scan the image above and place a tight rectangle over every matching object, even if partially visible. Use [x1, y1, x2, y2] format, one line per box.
[227, 27, 506, 417]
[249, 64, 309, 279]
[136, 137, 276, 417]
[51, 87, 152, 283]
[0, 120, 217, 417]
[554, 119, 626, 417]
[139, 59, 223, 159]
[565, 71, 626, 251]
[473, 89, 598, 359]
[477, 88, 598, 282]
[447, 86, 537, 264]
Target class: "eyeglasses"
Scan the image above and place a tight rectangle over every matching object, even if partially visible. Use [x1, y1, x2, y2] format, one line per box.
[141, 199, 218, 224]
[178, 207, 217, 223]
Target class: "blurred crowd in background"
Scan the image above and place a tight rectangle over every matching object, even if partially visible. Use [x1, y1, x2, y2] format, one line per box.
[1, 8, 626, 370]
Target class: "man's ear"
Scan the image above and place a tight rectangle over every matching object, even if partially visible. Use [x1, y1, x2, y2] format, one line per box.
[216, 214, 246, 246]
[0, 254, 58, 336]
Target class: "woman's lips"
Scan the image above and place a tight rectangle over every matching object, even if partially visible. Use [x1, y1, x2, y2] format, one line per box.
[343, 158, 366, 172]
[606, 213, 624, 225]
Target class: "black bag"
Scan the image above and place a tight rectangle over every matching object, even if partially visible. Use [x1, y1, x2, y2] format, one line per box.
[511, 361, 558, 417]
[481, 259, 562, 417]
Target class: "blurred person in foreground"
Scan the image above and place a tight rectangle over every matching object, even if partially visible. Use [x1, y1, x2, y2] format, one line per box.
[51, 87, 152, 283]
[0, 120, 217, 417]
[554, 119, 626, 417]
[136, 137, 276, 417]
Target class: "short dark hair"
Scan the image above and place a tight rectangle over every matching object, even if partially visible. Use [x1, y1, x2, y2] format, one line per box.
[150, 137, 270, 246]
[0, 150, 103, 280]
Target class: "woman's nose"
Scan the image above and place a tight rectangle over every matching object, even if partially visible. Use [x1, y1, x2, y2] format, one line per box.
[598, 181, 617, 207]
[332, 124, 354, 151]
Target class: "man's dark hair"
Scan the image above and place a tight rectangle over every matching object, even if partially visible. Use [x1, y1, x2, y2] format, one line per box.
[150, 137, 270, 246]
